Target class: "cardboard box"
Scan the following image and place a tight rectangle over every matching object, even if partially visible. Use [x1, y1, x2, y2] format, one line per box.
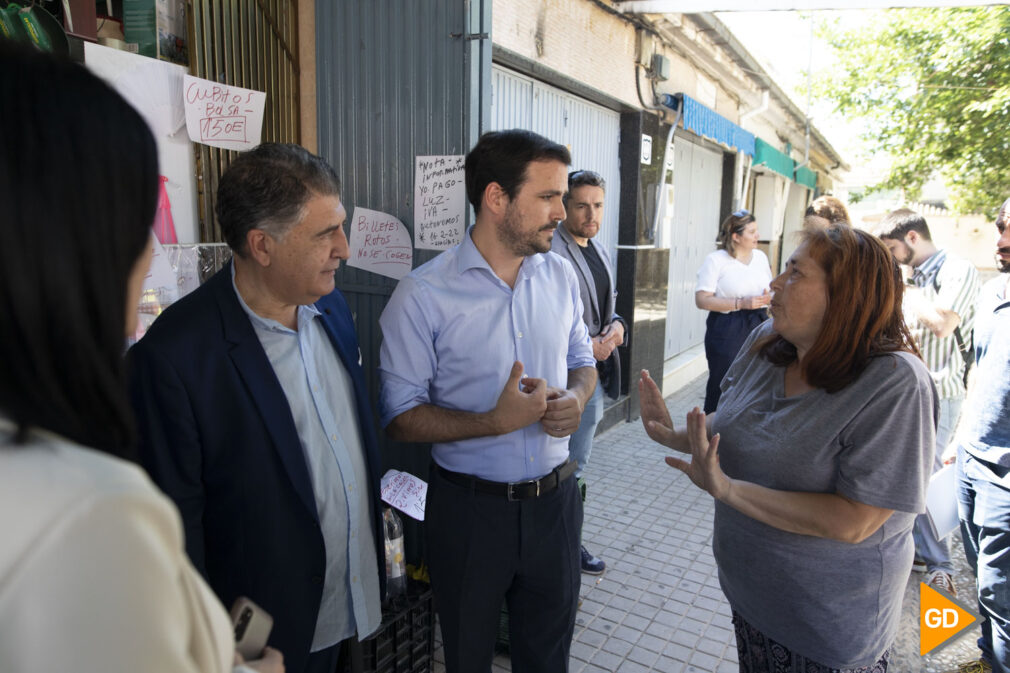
[123, 0, 187, 65]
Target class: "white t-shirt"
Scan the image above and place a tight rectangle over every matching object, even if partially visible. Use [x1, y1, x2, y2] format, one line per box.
[695, 249, 772, 312]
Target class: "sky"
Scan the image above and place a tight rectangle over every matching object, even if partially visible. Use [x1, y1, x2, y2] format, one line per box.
[714, 10, 889, 187]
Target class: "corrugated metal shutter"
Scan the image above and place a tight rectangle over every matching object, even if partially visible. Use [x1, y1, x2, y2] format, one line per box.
[489, 65, 621, 263]
[490, 68, 532, 130]
[315, 0, 490, 565]
[189, 0, 301, 243]
[664, 136, 722, 360]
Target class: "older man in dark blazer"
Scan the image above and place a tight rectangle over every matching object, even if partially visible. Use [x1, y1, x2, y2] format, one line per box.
[551, 169, 627, 575]
[128, 144, 383, 673]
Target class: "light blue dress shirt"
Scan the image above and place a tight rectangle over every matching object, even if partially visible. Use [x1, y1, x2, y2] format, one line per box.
[231, 270, 381, 649]
[962, 275, 1010, 465]
[378, 227, 595, 482]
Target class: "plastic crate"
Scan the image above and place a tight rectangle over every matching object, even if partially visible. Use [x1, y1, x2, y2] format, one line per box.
[344, 581, 434, 673]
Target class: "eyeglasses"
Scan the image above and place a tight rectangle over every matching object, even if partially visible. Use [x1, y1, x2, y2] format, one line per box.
[732, 209, 751, 218]
[568, 170, 605, 189]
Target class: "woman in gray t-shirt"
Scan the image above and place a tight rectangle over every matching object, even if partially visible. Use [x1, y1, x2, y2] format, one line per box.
[640, 225, 936, 672]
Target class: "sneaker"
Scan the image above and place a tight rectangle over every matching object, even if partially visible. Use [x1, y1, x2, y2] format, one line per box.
[912, 555, 928, 573]
[944, 659, 992, 673]
[580, 545, 605, 575]
[927, 570, 957, 597]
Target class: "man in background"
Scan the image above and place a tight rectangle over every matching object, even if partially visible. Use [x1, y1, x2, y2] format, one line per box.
[551, 168, 627, 575]
[951, 198, 1010, 673]
[878, 208, 980, 597]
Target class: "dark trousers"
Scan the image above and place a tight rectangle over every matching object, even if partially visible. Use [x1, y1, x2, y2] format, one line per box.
[305, 638, 347, 673]
[703, 309, 767, 413]
[425, 465, 583, 673]
[957, 445, 1010, 672]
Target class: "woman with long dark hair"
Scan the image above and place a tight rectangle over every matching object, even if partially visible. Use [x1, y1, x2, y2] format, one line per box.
[0, 43, 281, 673]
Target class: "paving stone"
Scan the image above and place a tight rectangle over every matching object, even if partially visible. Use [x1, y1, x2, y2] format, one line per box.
[616, 660, 652, 673]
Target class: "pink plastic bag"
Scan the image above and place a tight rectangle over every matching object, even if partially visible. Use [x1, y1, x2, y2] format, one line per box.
[152, 176, 178, 245]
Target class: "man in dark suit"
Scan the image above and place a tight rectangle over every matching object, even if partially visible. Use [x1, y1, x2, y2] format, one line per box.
[550, 169, 627, 575]
[128, 143, 384, 673]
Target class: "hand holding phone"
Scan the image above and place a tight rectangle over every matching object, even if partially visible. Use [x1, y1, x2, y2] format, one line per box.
[231, 596, 273, 661]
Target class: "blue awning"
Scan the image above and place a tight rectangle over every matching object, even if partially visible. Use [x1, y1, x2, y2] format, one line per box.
[672, 94, 755, 156]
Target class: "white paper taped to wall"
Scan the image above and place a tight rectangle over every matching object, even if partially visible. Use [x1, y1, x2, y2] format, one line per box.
[183, 74, 266, 152]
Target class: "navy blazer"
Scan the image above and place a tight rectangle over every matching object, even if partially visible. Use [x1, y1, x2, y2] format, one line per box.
[127, 264, 384, 673]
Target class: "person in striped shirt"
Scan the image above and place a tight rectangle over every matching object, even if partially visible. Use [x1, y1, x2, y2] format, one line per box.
[877, 208, 981, 597]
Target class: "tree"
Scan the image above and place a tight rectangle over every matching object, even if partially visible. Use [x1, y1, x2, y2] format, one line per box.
[816, 7, 1010, 216]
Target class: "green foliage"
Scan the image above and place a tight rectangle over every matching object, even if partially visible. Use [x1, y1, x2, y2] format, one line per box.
[815, 7, 1010, 216]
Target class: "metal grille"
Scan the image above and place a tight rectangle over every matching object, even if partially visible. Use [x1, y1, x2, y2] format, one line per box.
[189, 0, 301, 242]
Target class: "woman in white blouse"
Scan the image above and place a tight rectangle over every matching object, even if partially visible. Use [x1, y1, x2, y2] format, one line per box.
[695, 209, 773, 413]
[0, 43, 282, 673]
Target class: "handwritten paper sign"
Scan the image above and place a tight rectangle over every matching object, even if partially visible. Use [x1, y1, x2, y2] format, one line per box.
[380, 469, 427, 521]
[414, 155, 466, 250]
[347, 207, 413, 280]
[183, 75, 266, 151]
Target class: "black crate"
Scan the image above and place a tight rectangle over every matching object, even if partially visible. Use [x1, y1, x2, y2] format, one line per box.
[344, 581, 434, 673]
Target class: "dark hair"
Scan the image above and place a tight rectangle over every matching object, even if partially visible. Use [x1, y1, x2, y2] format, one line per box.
[0, 42, 158, 456]
[758, 225, 917, 392]
[876, 208, 932, 242]
[805, 195, 851, 226]
[216, 142, 342, 256]
[563, 169, 606, 206]
[464, 130, 571, 216]
[717, 209, 756, 256]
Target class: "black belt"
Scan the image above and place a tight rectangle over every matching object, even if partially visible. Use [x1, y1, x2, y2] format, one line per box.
[436, 460, 577, 501]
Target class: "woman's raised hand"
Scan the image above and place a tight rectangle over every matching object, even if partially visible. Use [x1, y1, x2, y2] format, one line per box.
[664, 408, 731, 500]
[638, 370, 677, 449]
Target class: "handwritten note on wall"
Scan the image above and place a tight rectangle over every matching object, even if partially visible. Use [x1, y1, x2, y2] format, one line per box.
[381, 469, 428, 521]
[183, 75, 266, 151]
[347, 207, 413, 280]
[414, 155, 466, 250]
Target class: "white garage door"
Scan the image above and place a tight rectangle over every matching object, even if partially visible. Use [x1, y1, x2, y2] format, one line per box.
[489, 66, 622, 262]
[662, 136, 723, 361]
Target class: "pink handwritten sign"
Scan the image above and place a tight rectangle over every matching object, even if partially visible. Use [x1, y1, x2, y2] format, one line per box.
[380, 469, 427, 521]
[347, 207, 413, 281]
[183, 75, 266, 151]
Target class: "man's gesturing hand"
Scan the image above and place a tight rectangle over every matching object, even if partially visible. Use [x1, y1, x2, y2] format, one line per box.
[540, 387, 583, 437]
[491, 361, 548, 435]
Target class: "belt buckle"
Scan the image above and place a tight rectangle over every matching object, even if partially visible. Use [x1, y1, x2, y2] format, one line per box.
[507, 478, 540, 501]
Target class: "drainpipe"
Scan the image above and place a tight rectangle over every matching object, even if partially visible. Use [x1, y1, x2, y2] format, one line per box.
[738, 154, 753, 212]
[795, 18, 814, 173]
[647, 93, 682, 243]
[734, 91, 766, 211]
[739, 90, 769, 126]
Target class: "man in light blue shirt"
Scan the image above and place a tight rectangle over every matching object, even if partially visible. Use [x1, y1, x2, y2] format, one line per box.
[379, 129, 596, 672]
[956, 197, 1010, 673]
[129, 144, 383, 673]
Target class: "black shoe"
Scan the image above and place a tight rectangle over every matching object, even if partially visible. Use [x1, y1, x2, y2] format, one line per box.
[580, 545, 605, 575]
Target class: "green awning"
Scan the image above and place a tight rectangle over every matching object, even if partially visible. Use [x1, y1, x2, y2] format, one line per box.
[795, 165, 817, 189]
[753, 137, 794, 180]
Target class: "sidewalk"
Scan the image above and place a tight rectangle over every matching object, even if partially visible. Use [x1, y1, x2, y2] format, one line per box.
[433, 373, 983, 672]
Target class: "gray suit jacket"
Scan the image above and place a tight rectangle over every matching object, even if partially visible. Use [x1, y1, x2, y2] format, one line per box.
[551, 224, 627, 399]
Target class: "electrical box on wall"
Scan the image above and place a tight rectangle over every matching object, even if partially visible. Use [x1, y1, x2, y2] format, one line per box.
[650, 53, 671, 82]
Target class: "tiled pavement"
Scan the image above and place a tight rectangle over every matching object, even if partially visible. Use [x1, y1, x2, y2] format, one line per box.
[432, 373, 984, 672]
